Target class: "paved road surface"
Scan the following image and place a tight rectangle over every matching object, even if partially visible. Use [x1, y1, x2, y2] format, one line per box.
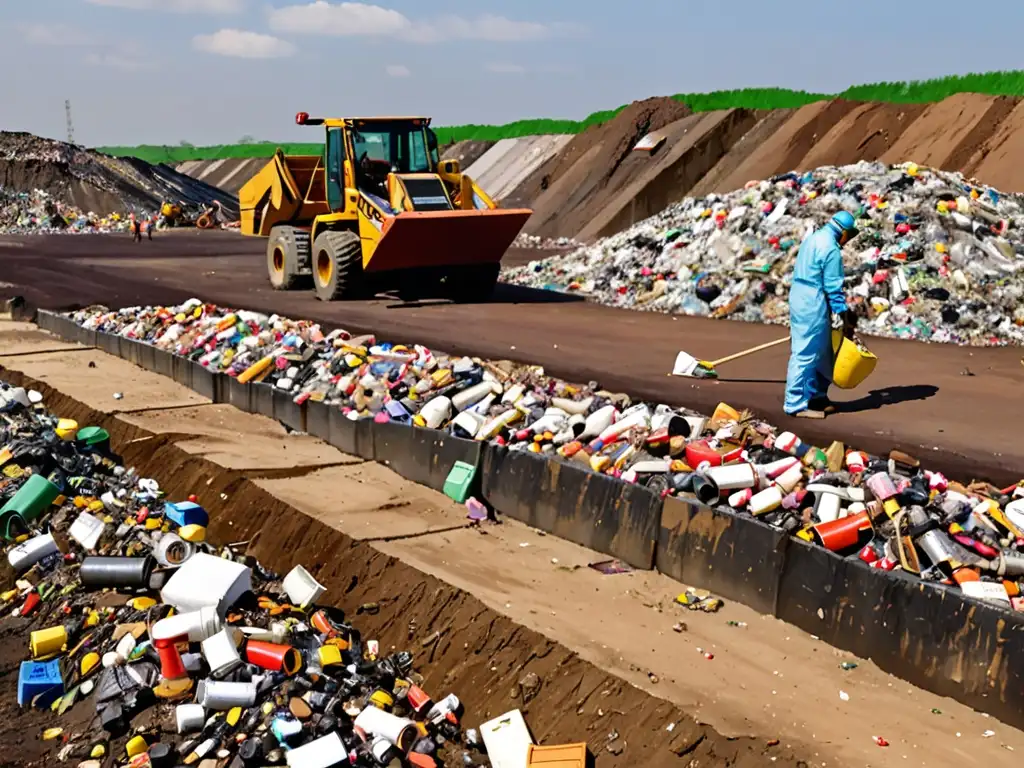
[1, 231, 1020, 485]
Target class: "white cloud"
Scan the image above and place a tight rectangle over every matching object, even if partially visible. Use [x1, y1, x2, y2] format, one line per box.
[385, 64, 410, 78]
[193, 29, 296, 58]
[85, 0, 244, 13]
[269, 1, 410, 36]
[18, 23, 97, 46]
[267, 2, 562, 43]
[486, 62, 526, 75]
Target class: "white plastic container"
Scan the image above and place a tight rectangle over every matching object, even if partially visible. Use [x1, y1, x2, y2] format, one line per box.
[549, 396, 593, 416]
[597, 405, 650, 443]
[815, 492, 842, 524]
[8, 533, 59, 572]
[774, 431, 801, 454]
[153, 533, 195, 567]
[758, 457, 799, 481]
[196, 679, 257, 710]
[451, 410, 483, 438]
[452, 381, 498, 412]
[201, 627, 243, 678]
[285, 732, 347, 768]
[749, 487, 783, 516]
[728, 488, 753, 509]
[160, 552, 251, 616]
[176, 703, 206, 734]
[283, 564, 326, 608]
[705, 463, 756, 491]
[773, 463, 804, 493]
[69, 512, 105, 550]
[417, 396, 451, 429]
[152, 606, 222, 644]
[576, 405, 617, 441]
[353, 706, 417, 751]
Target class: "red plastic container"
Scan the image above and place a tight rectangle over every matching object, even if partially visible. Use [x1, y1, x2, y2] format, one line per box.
[245, 640, 302, 676]
[814, 512, 872, 552]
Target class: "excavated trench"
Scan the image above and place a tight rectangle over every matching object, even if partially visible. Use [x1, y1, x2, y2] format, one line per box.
[0, 363, 809, 768]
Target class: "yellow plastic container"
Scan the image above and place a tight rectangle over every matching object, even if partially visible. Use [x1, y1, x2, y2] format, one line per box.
[526, 742, 588, 768]
[832, 331, 877, 390]
[30, 625, 68, 658]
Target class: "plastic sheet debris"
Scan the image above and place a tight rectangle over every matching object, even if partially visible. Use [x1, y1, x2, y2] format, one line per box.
[504, 161, 1024, 346]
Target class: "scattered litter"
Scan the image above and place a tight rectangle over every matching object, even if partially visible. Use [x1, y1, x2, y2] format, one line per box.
[675, 589, 724, 613]
[588, 559, 634, 575]
[505, 162, 1024, 347]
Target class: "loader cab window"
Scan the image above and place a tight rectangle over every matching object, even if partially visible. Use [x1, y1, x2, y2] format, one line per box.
[351, 122, 433, 196]
[325, 127, 346, 211]
[426, 128, 440, 166]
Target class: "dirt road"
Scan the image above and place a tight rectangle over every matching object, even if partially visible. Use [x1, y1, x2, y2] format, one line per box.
[1, 231, 1020, 487]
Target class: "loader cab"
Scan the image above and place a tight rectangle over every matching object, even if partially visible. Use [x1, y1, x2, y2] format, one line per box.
[346, 119, 435, 199]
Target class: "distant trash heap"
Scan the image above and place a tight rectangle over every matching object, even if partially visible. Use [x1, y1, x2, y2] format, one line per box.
[504, 162, 1024, 346]
[0, 188, 135, 235]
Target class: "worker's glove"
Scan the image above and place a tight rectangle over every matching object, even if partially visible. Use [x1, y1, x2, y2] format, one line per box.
[831, 311, 857, 339]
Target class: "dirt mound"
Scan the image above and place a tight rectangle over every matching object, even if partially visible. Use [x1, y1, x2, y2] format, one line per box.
[505, 97, 692, 237]
[442, 139, 495, 168]
[0, 132, 238, 217]
[496, 94, 1024, 241]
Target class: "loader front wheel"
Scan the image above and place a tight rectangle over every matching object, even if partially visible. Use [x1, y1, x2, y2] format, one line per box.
[444, 263, 500, 303]
[267, 226, 310, 290]
[312, 230, 364, 301]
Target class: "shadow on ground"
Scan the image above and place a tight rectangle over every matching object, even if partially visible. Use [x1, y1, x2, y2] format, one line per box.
[833, 384, 939, 414]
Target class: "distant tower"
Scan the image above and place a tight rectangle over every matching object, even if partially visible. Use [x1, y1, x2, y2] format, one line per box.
[65, 99, 75, 145]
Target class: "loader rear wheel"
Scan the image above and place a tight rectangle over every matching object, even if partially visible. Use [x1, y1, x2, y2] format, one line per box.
[443, 263, 501, 303]
[312, 230, 364, 301]
[267, 226, 310, 291]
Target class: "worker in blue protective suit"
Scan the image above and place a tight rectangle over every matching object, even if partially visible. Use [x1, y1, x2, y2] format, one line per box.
[783, 211, 859, 419]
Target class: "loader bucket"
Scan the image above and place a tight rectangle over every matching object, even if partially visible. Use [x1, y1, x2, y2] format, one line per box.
[363, 208, 532, 273]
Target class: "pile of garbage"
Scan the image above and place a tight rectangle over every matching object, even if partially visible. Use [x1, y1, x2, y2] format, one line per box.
[511, 233, 581, 251]
[65, 301, 1024, 608]
[0, 131, 239, 221]
[503, 162, 1024, 346]
[0, 187, 136, 234]
[0, 380, 560, 767]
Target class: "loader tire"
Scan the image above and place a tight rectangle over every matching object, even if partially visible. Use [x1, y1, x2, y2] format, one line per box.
[444, 263, 500, 303]
[267, 226, 310, 291]
[312, 230, 364, 301]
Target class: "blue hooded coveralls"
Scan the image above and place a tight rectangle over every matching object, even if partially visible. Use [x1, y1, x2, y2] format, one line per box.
[783, 221, 848, 414]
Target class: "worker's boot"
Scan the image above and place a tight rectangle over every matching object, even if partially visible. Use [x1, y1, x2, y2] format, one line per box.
[808, 397, 837, 415]
[790, 408, 826, 420]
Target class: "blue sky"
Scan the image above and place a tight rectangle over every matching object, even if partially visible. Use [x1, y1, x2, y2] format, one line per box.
[2, 0, 1024, 147]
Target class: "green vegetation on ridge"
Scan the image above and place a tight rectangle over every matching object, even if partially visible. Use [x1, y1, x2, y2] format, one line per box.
[98, 71, 1024, 165]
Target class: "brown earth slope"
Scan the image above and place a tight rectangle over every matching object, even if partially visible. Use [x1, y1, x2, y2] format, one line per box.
[497, 93, 1024, 241]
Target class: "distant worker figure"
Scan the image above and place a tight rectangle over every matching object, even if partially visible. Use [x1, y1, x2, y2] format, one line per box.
[131, 214, 142, 243]
[783, 211, 858, 420]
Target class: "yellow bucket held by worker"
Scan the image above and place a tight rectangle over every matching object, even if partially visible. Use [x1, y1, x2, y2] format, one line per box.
[832, 330, 877, 389]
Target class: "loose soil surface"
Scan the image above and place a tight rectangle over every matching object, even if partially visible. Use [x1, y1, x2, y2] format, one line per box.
[0, 232, 1021, 491]
[0, 324, 1021, 768]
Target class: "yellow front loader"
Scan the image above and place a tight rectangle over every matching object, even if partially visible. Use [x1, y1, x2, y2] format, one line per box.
[238, 113, 531, 301]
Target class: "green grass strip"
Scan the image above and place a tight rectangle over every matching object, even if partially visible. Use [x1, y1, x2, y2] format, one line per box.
[97, 71, 1024, 164]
